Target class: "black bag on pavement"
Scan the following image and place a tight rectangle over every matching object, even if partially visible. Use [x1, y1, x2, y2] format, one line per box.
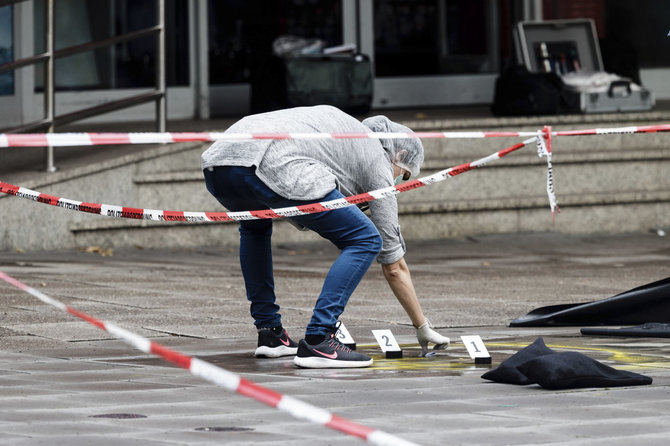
[482, 337, 652, 389]
[491, 65, 579, 116]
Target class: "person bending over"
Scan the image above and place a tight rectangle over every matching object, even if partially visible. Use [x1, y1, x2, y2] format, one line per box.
[202, 105, 450, 368]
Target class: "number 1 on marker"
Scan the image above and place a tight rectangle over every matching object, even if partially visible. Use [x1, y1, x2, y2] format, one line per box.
[460, 335, 490, 359]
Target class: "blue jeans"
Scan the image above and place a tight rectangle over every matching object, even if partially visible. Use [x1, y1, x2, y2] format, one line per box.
[204, 166, 382, 336]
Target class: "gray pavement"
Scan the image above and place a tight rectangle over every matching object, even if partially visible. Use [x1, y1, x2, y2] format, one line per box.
[1, 231, 670, 445]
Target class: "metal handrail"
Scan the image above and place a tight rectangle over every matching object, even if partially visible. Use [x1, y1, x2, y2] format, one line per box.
[54, 25, 162, 60]
[0, 53, 50, 74]
[7, 91, 165, 133]
[0, 0, 166, 172]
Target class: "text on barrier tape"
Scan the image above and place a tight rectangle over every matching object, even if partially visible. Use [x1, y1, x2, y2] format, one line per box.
[0, 137, 540, 221]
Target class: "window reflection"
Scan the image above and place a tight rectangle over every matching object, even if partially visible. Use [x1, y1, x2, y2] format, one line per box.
[32, 0, 189, 91]
[0, 5, 14, 96]
[208, 0, 343, 84]
[374, 0, 493, 77]
[542, 0, 670, 83]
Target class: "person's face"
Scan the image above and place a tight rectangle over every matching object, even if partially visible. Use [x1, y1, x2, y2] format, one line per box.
[392, 164, 410, 183]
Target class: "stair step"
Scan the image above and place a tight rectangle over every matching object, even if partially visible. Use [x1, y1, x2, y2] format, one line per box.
[69, 189, 670, 236]
[69, 190, 670, 249]
[5, 113, 670, 252]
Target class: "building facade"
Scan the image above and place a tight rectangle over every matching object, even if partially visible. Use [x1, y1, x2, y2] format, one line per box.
[1, 0, 669, 128]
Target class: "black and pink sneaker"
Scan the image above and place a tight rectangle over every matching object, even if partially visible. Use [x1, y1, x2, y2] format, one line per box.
[293, 331, 373, 368]
[254, 327, 298, 358]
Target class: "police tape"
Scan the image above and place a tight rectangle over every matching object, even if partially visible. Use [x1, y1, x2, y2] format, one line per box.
[0, 124, 669, 147]
[0, 137, 539, 221]
[0, 270, 418, 446]
[536, 126, 559, 217]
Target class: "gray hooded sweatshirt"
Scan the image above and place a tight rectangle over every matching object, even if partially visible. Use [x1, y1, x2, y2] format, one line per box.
[201, 105, 419, 264]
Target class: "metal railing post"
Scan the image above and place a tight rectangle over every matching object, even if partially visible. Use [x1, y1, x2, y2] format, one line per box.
[44, 0, 56, 172]
[156, 0, 166, 132]
[194, 0, 209, 120]
[0, 0, 169, 153]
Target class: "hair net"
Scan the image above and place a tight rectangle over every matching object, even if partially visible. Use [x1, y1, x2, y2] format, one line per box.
[362, 115, 424, 178]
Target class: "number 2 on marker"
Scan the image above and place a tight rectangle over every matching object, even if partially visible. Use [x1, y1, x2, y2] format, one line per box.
[371, 329, 401, 352]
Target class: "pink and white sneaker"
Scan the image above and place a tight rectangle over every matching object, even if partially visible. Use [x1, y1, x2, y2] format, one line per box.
[293, 332, 372, 368]
[254, 327, 298, 358]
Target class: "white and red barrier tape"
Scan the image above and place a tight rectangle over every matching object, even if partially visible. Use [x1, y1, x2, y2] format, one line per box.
[0, 269, 419, 446]
[536, 127, 559, 218]
[0, 131, 534, 147]
[0, 124, 669, 147]
[0, 137, 539, 221]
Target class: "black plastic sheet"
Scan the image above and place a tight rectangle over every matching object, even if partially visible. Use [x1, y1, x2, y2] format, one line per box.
[581, 322, 670, 338]
[510, 277, 670, 327]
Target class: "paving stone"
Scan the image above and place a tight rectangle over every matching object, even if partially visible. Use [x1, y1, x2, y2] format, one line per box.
[1, 233, 669, 445]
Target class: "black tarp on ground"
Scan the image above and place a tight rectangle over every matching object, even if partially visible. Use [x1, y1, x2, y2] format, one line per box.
[509, 277, 670, 327]
[581, 323, 670, 338]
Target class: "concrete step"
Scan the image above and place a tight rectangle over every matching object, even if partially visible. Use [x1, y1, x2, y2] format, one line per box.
[66, 149, 670, 250]
[125, 158, 670, 213]
[3, 112, 670, 251]
[68, 188, 670, 249]
[126, 131, 670, 210]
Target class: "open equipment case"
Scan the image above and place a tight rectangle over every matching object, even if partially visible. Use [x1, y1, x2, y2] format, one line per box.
[515, 19, 654, 113]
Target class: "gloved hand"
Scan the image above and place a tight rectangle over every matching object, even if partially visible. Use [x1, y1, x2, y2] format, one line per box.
[415, 318, 450, 357]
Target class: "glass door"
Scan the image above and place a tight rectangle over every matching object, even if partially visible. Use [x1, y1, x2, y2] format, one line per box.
[207, 0, 345, 116]
[0, 2, 31, 129]
[1, 0, 196, 129]
[0, 4, 14, 97]
[365, 0, 503, 108]
[207, 0, 508, 115]
[36, 0, 193, 124]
